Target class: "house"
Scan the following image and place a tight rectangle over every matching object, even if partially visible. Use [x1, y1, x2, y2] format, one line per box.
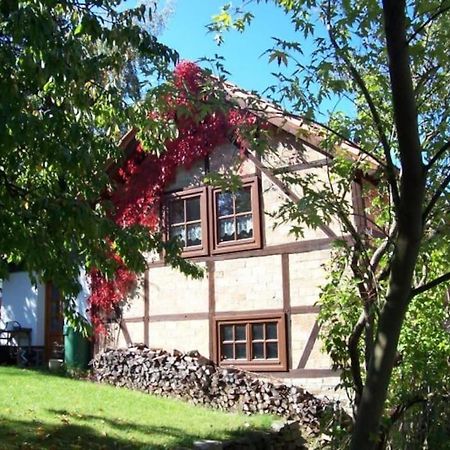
[99, 90, 375, 396]
[1, 68, 373, 396]
[0, 271, 89, 362]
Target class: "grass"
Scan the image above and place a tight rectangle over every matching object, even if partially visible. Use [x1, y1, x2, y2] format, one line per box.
[0, 366, 274, 449]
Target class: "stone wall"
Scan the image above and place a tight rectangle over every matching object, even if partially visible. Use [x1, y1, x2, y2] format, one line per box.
[215, 255, 283, 312]
[111, 129, 352, 394]
[149, 264, 209, 316]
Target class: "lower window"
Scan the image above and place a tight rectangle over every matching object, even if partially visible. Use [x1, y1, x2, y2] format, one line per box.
[215, 314, 287, 371]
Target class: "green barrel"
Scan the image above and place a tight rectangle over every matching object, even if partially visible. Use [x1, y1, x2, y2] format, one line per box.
[64, 326, 91, 370]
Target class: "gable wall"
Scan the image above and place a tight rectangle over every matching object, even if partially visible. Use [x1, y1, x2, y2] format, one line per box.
[109, 128, 362, 395]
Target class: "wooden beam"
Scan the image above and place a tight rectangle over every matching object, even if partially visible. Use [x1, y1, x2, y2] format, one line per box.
[148, 236, 349, 268]
[260, 368, 339, 378]
[124, 306, 321, 324]
[281, 253, 292, 369]
[119, 320, 132, 346]
[273, 158, 331, 174]
[207, 261, 215, 361]
[290, 305, 320, 314]
[148, 312, 209, 322]
[122, 316, 145, 323]
[214, 309, 284, 320]
[244, 150, 337, 239]
[351, 180, 365, 233]
[297, 319, 321, 369]
[281, 254, 291, 313]
[143, 269, 149, 346]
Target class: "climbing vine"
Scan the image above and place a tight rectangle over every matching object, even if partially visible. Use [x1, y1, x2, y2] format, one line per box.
[89, 61, 259, 333]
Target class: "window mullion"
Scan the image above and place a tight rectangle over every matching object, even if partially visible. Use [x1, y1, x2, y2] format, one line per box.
[263, 323, 267, 359]
[247, 323, 251, 362]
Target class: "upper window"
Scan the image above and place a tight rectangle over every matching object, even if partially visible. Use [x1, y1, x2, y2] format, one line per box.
[215, 314, 287, 371]
[166, 187, 208, 257]
[164, 176, 261, 257]
[210, 176, 261, 254]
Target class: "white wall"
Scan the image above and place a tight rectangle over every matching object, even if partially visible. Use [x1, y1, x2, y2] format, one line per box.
[75, 269, 90, 320]
[0, 272, 45, 346]
[0, 270, 90, 348]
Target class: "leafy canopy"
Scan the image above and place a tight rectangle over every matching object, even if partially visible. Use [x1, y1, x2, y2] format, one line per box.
[210, 0, 450, 447]
[0, 0, 177, 309]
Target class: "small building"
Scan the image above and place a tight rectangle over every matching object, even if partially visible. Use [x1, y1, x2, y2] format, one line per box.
[101, 104, 373, 396]
[1, 85, 373, 396]
[0, 272, 89, 362]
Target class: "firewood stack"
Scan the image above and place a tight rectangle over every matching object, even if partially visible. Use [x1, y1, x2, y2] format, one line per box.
[91, 346, 331, 430]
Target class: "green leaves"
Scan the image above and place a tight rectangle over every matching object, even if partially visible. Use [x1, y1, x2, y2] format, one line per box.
[0, 0, 177, 308]
[211, 1, 449, 445]
[268, 49, 289, 66]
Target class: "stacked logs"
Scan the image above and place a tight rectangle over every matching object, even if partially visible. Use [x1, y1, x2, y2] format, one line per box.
[91, 346, 331, 430]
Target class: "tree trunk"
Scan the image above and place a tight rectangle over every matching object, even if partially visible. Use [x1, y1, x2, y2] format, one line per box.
[350, 1, 425, 448]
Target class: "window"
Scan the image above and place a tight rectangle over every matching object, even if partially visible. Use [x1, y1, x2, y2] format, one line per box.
[210, 176, 261, 254]
[165, 187, 208, 257]
[164, 176, 261, 257]
[215, 314, 287, 371]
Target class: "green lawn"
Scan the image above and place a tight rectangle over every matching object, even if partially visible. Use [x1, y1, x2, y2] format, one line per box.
[0, 366, 273, 449]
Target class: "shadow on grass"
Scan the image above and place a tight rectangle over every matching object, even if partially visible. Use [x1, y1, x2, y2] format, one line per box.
[0, 365, 70, 379]
[0, 408, 266, 450]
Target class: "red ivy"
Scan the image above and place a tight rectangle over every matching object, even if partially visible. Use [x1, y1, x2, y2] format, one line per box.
[89, 61, 259, 333]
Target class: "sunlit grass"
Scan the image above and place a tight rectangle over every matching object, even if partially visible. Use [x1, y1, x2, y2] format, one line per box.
[0, 366, 273, 449]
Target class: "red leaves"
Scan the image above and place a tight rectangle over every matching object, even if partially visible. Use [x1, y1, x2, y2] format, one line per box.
[89, 61, 258, 334]
[173, 60, 203, 93]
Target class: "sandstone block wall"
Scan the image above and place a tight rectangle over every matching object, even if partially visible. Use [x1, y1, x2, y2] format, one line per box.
[148, 320, 209, 357]
[148, 264, 208, 315]
[109, 129, 356, 397]
[215, 255, 283, 312]
[289, 249, 331, 307]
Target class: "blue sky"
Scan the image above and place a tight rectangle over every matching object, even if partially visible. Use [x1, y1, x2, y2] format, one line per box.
[159, 1, 299, 96]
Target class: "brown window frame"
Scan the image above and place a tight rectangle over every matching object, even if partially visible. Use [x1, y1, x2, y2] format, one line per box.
[163, 176, 262, 258]
[210, 175, 262, 255]
[163, 186, 209, 258]
[214, 313, 287, 371]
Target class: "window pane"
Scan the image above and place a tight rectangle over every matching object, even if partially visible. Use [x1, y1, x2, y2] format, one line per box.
[235, 325, 246, 341]
[266, 322, 278, 340]
[217, 192, 234, 217]
[218, 218, 235, 242]
[236, 214, 253, 240]
[235, 188, 252, 213]
[221, 343, 233, 360]
[186, 223, 201, 247]
[221, 325, 233, 342]
[235, 343, 247, 359]
[252, 342, 264, 359]
[169, 225, 185, 247]
[186, 197, 200, 221]
[169, 199, 184, 224]
[252, 323, 264, 341]
[266, 342, 278, 359]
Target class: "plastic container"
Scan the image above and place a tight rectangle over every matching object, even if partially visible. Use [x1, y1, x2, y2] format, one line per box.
[64, 326, 91, 370]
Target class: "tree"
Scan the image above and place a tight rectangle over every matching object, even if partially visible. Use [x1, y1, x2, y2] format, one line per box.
[210, 1, 450, 448]
[0, 0, 178, 319]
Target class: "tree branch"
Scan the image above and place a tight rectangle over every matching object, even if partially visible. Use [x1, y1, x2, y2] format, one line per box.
[414, 64, 439, 97]
[370, 222, 397, 273]
[426, 140, 450, 171]
[0, 169, 30, 197]
[348, 310, 366, 408]
[224, 80, 388, 168]
[296, 114, 388, 168]
[423, 171, 450, 221]
[408, 3, 450, 44]
[411, 271, 450, 297]
[324, 4, 400, 210]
